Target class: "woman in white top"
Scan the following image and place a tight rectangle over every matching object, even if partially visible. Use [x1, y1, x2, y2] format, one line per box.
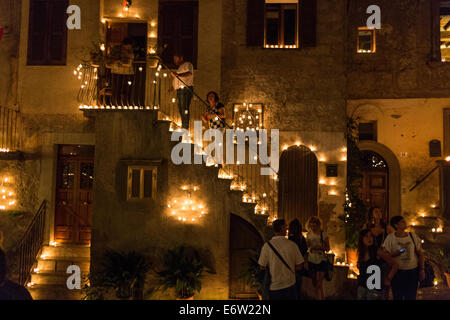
[306, 216, 330, 300]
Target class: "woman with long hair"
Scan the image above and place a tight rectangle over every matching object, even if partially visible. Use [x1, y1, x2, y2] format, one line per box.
[288, 219, 308, 300]
[306, 217, 329, 300]
[357, 229, 398, 300]
[201, 91, 226, 129]
[364, 207, 389, 248]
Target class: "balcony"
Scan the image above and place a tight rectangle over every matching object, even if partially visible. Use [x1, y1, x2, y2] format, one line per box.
[75, 60, 204, 130]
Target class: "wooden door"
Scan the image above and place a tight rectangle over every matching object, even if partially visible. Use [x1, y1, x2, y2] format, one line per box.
[55, 145, 94, 245]
[229, 214, 264, 299]
[278, 146, 318, 227]
[360, 151, 389, 221]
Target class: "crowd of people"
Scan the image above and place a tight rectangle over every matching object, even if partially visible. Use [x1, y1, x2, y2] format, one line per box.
[258, 209, 426, 301]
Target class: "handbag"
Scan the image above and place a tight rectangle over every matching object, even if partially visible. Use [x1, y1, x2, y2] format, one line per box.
[320, 232, 335, 281]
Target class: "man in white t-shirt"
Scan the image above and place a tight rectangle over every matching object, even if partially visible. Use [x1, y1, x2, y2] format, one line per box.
[170, 53, 194, 129]
[258, 219, 304, 300]
[382, 215, 425, 300]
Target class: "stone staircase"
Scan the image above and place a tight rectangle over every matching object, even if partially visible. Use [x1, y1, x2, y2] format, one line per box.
[27, 244, 90, 300]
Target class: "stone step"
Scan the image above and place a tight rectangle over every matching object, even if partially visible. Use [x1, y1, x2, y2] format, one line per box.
[40, 245, 90, 259]
[31, 270, 89, 286]
[36, 258, 90, 273]
[28, 284, 84, 300]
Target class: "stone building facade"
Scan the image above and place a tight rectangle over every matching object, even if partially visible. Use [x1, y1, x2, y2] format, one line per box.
[0, 0, 448, 299]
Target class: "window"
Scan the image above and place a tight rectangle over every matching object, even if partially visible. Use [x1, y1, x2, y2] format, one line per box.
[27, 0, 68, 65]
[358, 122, 377, 141]
[264, 2, 298, 48]
[127, 166, 157, 200]
[158, 1, 198, 68]
[357, 27, 376, 54]
[441, 2, 450, 62]
[247, 0, 316, 48]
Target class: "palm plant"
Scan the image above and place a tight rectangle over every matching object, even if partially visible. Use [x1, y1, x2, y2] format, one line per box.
[156, 246, 212, 299]
[239, 249, 266, 298]
[99, 250, 152, 299]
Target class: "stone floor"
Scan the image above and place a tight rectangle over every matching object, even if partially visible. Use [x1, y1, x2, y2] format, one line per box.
[417, 285, 450, 300]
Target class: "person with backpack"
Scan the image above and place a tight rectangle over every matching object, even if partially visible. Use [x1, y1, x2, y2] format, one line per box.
[258, 219, 304, 300]
[306, 216, 330, 300]
[382, 216, 425, 300]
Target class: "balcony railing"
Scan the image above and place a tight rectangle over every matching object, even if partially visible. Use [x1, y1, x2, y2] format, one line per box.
[76, 61, 205, 131]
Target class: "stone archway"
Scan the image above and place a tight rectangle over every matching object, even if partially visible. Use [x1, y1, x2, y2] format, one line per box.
[358, 141, 401, 217]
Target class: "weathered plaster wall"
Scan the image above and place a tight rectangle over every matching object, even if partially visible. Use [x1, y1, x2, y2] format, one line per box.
[348, 98, 449, 222]
[90, 111, 268, 299]
[221, 0, 347, 132]
[347, 0, 450, 99]
[0, 0, 20, 108]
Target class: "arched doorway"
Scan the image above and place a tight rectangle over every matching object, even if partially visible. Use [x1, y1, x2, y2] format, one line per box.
[229, 214, 264, 299]
[278, 146, 318, 227]
[359, 150, 389, 222]
[358, 140, 401, 218]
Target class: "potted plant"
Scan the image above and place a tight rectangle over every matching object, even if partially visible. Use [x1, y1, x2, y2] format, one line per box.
[156, 246, 213, 300]
[239, 249, 264, 300]
[427, 246, 450, 288]
[96, 250, 152, 300]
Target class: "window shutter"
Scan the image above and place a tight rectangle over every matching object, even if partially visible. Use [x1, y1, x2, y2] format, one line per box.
[246, 0, 265, 47]
[299, 0, 317, 47]
[27, 0, 49, 65]
[48, 0, 68, 65]
[27, 0, 68, 65]
[159, 1, 198, 68]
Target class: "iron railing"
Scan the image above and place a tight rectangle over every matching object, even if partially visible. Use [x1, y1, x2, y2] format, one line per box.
[18, 200, 47, 285]
[0, 106, 22, 152]
[221, 162, 278, 219]
[409, 165, 439, 192]
[76, 62, 206, 132]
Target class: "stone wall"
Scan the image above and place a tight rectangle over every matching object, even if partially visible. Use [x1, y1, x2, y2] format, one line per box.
[220, 0, 348, 256]
[347, 0, 450, 99]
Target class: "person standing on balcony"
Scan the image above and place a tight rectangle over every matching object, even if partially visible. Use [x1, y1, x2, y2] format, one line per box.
[0, 248, 33, 300]
[171, 53, 194, 130]
[109, 38, 135, 106]
[382, 216, 425, 300]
